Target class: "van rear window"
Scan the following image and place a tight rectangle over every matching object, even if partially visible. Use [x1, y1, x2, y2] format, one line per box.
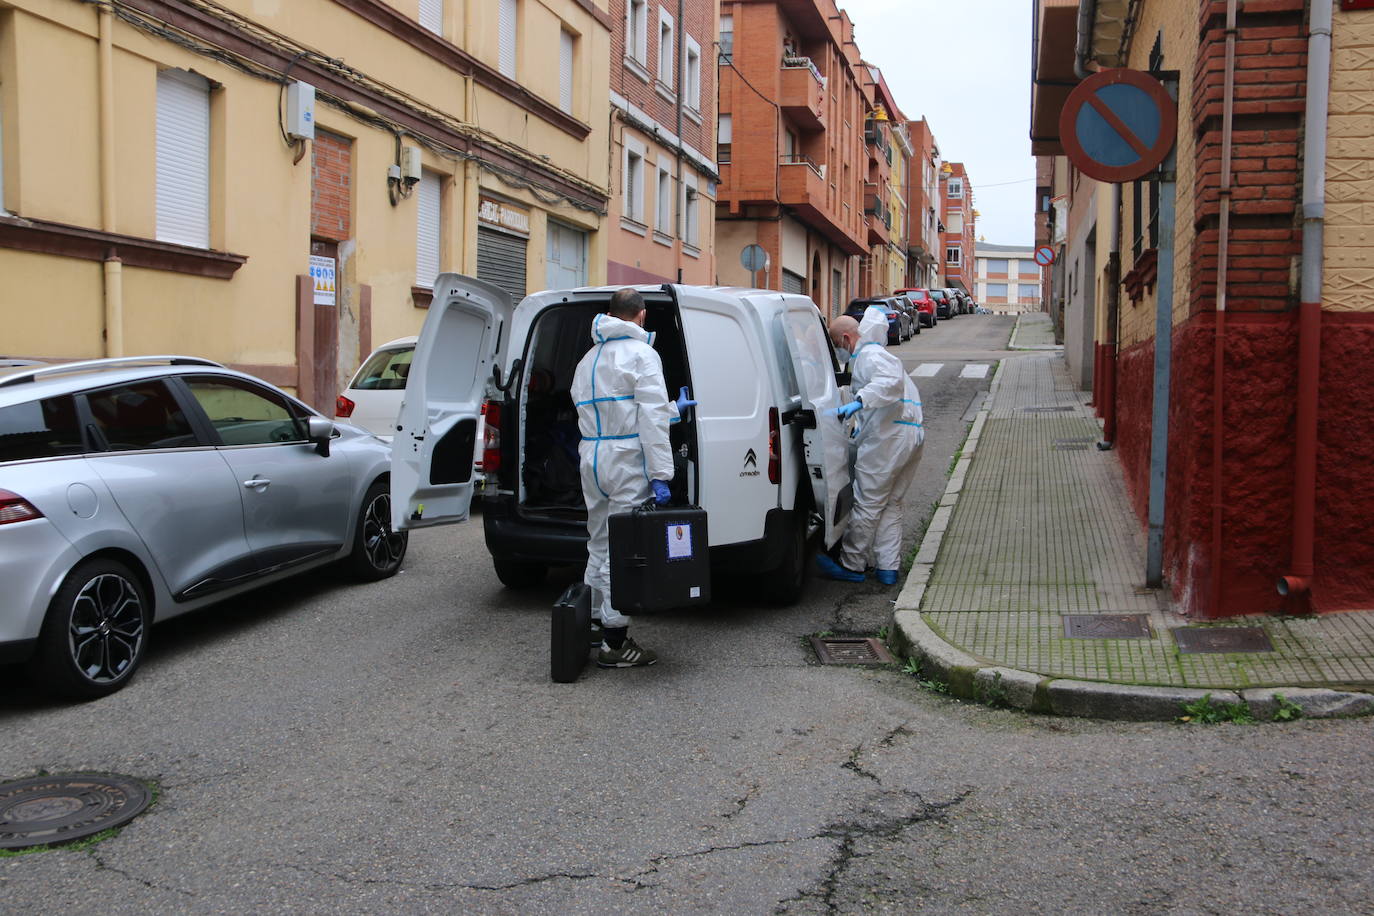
[0, 396, 83, 462]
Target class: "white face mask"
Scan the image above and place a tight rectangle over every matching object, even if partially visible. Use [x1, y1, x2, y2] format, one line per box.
[833, 346, 851, 364]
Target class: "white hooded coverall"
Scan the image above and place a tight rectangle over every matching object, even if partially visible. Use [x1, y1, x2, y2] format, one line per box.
[840, 306, 925, 572]
[570, 313, 678, 628]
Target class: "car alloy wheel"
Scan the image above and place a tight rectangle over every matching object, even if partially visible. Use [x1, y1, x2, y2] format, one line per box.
[362, 490, 406, 573]
[69, 573, 146, 686]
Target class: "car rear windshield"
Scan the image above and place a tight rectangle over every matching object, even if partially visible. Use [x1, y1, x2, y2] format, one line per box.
[351, 346, 413, 391]
[0, 395, 83, 462]
[929, 290, 947, 300]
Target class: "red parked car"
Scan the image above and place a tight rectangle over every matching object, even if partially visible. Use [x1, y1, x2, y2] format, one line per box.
[894, 288, 938, 328]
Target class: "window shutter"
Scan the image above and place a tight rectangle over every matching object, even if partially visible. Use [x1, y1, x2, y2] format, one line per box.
[499, 0, 518, 78]
[415, 171, 442, 288]
[559, 30, 574, 114]
[718, 114, 732, 144]
[156, 69, 211, 249]
[419, 0, 442, 34]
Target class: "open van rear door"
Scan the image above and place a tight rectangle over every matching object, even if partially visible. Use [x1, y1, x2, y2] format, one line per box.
[391, 273, 513, 531]
[778, 302, 853, 548]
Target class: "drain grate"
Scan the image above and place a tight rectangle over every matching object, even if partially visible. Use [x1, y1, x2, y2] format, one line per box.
[1053, 438, 1096, 445]
[1063, 614, 1154, 639]
[1052, 443, 1091, 451]
[1173, 627, 1274, 654]
[1022, 406, 1075, 413]
[812, 637, 895, 665]
[0, 773, 152, 849]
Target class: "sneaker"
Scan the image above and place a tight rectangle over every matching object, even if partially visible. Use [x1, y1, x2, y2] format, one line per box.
[875, 569, 899, 586]
[596, 636, 658, 668]
[590, 619, 604, 648]
[816, 553, 865, 582]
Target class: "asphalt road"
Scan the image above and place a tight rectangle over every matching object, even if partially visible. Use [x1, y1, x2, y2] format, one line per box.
[4, 314, 1372, 914]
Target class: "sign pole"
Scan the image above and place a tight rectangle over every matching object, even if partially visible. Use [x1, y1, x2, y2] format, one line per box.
[1145, 77, 1179, 588]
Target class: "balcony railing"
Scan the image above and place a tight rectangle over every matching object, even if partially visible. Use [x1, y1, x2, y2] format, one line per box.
[779, 153, 823, 177]
[781, 55, 826, 88]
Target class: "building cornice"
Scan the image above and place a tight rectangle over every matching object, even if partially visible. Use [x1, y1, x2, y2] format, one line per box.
[0, 214, 247, 279]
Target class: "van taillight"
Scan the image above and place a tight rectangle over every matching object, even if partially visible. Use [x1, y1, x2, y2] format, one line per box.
[767, 407, 781, 485]
[335, 394, 356, 418]
[0, 489, 43, 525]
[481, 400, 501, 472]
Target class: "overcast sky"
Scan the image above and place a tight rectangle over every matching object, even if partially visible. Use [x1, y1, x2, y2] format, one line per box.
[839, 0, 1035, 246]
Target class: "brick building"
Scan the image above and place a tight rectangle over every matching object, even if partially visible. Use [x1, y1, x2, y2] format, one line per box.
[1031, 0, 1374, 618]
[607, 0, 719, 285]
[861, 67, 909, 297]
[939, 162, 976, 294]
[714, 0, 868, 314]
[905, 118, 944, 290]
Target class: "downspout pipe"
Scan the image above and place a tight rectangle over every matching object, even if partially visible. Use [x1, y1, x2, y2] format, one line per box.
[1098, 182, 1121, 449]
[1278, 0, 1334, 601]
[98, 3, 124, 357]
[1075, 0, 1099, 80]
[1210, 0, 1238, 615]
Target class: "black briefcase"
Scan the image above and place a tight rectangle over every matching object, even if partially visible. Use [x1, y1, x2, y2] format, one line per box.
[608, 503, 711, 612]
[550, 582, 593, 683]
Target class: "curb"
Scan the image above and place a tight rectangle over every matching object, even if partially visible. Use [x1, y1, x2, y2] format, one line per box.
[888, 355, 1374, 722]
[1007, 313, 1062, 351]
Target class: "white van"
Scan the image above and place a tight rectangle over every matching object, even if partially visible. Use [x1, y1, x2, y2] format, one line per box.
[390, 275, 853, 605]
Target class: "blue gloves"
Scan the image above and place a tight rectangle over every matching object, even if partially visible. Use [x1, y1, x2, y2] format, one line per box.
[833, 400, 863, 419]
[675, 386, 697, 414]
[651, 480, 672, 505]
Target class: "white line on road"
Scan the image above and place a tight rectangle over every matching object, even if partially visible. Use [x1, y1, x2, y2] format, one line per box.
[959, 364, 990, 379]
[912, 363, 944, 377]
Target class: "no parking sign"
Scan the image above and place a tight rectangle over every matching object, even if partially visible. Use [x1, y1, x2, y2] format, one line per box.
[1059, 69, 1177, 183]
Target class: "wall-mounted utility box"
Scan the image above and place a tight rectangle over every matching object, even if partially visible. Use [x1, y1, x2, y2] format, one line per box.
[285, 81, 316, 141]
[400, 145, 423, 184]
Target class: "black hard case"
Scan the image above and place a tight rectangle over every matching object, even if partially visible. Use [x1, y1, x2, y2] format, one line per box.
[550, 583, 592, 683]
[608, 504, 711, 612]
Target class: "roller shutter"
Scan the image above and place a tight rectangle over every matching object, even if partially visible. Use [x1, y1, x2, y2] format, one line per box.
[477, 226, 527, 302]
[156, 70, 211, 249]
[781, 270, 805, 295]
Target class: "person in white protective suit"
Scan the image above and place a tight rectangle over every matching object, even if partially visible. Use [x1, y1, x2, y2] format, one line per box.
[571, 288, 696, 668]
[816, 306, 924, 586]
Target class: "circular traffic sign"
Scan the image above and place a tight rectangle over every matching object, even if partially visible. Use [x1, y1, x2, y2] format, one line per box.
[740, 244, 768, 272]
[1034, 246, 1056, 267]
[1059, 69, 1177, 183]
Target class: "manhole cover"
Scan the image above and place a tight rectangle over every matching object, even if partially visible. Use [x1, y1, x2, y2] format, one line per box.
[0, 774, 151, 849]
[1173, 627, 1274, 654]
[1022, 406, 1074, 413]
[1063, 614, 1153, 639]
[812, 637, 895, 665]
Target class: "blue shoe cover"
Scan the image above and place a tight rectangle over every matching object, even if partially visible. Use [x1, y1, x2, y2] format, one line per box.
[816, 554, 865, 582]
[875, 569, 899, 586]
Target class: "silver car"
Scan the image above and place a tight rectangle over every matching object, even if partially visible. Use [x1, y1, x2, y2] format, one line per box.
[0, 356, 407, 699]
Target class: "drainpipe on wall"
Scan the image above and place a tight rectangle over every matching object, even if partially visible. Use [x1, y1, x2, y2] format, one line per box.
[1278, 0, 1334, 603]
[98, 3, 123, 357]
[1210, 0, 1238, 615]
[1074, 0, 1099, 80]
[1098, 182, 1120, 449]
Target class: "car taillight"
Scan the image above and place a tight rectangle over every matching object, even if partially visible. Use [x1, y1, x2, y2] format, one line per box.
[482, 400, 501, 472]
[335, 394, 356, 418]
[0, 489, 43, 525]
[767, 407, 781, 485]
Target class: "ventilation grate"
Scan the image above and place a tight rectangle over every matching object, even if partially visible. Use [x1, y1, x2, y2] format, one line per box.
[1173, 627, 1274, 654]
[1063, 614, 1154, 639]
[812, 637, 895, 665]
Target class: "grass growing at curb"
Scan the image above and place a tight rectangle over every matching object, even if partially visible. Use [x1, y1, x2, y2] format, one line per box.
[1178, 693, 1255, 725]
[1272, 694, 1304, 721]
[901, 656, 950, 694]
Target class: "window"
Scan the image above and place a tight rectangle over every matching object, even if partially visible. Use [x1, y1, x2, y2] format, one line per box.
[682, 179, 699, 248]
[717, 113, 731, 163]
[0, 396, 83, 463]
[656, 165, 673, 235]
[719, 15, 733, 62]
[946, 246, 961, 265]
[624, 146, 645, 223]
[156, 69, 211, 249]
[418, 0, 442, 35]
[416, 169, 442, 288]
[657, 9, 675, 86]
[947, 177, 963, 198]
[559, 29, 575, 115]
[987, 283, 1008, 298]
[986, 258, 1008, 274]
[627, 0, 648, 67]
[684, 36, 702, 111]
[498, 0, 518, 79]
[1019, 284, 1040, 300]
[351, 346, 413, 391]
[946, 213, 962, 234]
[185, 378, 306, 446]
[86, 382, 198, 451]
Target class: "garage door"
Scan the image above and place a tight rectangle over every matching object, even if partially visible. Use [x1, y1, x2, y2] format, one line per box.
[477, 226, 527, 302]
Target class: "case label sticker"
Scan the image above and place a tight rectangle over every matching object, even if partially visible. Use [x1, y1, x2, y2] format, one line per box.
[689, 586, 701, 598]
[666, 522, 693, 560]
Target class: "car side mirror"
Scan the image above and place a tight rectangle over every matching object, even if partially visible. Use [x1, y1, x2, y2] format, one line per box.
[307, 416, 335, 457]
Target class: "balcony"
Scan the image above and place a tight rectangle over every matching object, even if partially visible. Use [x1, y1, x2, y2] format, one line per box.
[864, 192, 891, 247]
[779, 155, 866, 256]
[779, 57, 826, 131]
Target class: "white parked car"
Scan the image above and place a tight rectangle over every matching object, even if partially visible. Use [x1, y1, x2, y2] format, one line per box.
[389, 275, 854, 605]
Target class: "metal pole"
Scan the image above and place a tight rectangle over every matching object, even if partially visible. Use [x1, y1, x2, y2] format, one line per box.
[1145, 78, 1179, 587]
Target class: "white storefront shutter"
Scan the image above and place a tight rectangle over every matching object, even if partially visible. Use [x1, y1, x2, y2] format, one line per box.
[559, 30, 574, 114]
[415, 170, 442, 288]
[499, 0, 518, 78]
[156, 69, 211, 249]
[419, 0, 442, 34]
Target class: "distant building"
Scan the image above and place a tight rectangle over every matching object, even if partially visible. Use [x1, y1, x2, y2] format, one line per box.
[973, 243, 1040, 314]
[904, 119, 943, 290]
[939, 162, 975, 293]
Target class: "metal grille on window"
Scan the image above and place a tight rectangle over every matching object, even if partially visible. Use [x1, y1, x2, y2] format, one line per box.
[156, 69, 211, 249]
[415, 171, 441, 289]
[498, 0, 517, 78]
[477, 226, 527, 302]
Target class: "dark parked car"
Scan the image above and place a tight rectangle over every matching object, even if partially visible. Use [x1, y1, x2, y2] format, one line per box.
[845, 297, 903, 344]
[927, 288, 953, 319]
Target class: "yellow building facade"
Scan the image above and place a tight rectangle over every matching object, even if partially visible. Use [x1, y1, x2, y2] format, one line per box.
[0, 0, 610, 409]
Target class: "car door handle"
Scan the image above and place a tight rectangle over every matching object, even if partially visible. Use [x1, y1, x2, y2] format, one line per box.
[243, 477, 271, 490]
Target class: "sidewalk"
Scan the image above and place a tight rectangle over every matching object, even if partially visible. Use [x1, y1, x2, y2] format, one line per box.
[889, 313, 1374, 721]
